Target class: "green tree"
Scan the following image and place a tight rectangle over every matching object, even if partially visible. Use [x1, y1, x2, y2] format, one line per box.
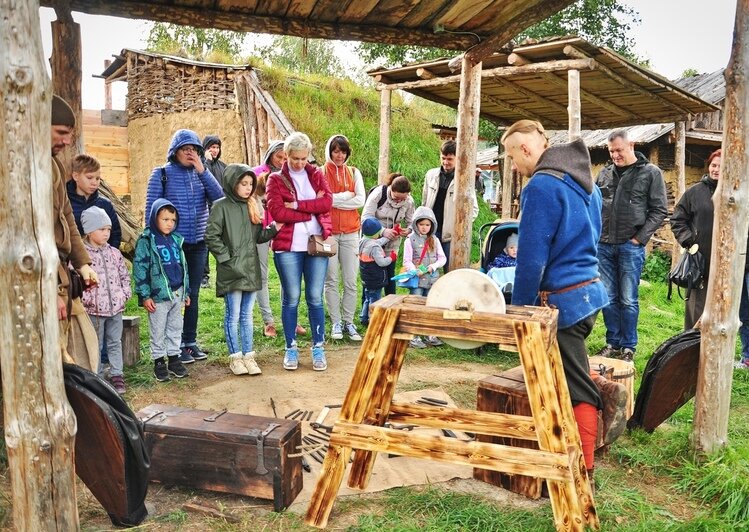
[146, 22, 246, 62]
[680, 68, 700, 78]
[357, 0, 641, 67]
[258, 36, 343, 77]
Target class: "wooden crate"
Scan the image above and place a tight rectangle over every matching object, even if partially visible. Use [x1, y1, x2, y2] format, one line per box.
[474, 366, 605, 498]
[589, 355, 635, 418]
[137, 404, 303, 510]
[121, 316, 140, 367]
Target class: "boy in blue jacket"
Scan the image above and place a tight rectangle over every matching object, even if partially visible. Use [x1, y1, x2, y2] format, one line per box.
[133, 198, 191, 382]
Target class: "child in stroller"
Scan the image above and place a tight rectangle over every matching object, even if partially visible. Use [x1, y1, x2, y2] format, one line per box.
[479, 220, 519, 303]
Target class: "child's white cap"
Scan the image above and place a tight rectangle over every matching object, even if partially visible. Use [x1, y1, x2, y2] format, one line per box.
[81, 206, 112, 234]
[506, 233, 519, 248]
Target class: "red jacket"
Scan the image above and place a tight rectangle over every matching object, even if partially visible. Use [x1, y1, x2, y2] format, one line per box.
[266, 162, 333, 252]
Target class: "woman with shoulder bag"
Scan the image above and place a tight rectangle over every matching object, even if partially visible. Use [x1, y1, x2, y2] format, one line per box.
[266, 132, 333, 372]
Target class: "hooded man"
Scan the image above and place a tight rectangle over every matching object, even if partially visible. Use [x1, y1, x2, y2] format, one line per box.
[144, 129, 224, 363]
[51, 95, 100, 370]
[502, 119, 625, 485]
[202, 134, 227, 185]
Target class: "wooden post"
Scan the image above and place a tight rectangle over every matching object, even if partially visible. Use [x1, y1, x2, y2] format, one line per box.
[104, 59, 112, 110]
[51, 4, 83, 168]
[0, 0, 80, 528]
[692, 0, 749, 453]
[671, 121, 687, 265]
[452, 55, 482, 269]
[502, 153, 513, 219]
[378, 89, 391, 184]
[567, 69, 581, 140]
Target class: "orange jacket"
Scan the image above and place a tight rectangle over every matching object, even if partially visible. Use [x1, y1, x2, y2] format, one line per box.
[324, 161, 362, 234]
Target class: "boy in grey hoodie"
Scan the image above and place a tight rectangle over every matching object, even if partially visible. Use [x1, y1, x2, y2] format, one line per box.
[358, 218, 397, 325]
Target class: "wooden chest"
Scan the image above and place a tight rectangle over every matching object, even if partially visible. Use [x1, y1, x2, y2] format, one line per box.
[137, 404, 302, 510]
[473, 366, 604, 499]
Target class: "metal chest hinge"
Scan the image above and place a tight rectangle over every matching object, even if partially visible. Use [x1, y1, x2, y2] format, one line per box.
[255, 422, 280, 475]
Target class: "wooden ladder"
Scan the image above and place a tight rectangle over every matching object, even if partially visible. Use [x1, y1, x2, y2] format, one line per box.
[304, 295, 598, 531]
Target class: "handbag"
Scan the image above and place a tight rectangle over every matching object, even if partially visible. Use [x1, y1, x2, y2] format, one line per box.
[68, 265, 85, 300]
[398, 240, 430, 289]
[308, 234, 338, 257]
[667, 245, 705, 301]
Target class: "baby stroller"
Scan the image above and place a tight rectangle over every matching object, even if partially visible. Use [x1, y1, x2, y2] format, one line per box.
[478, 219, 519, 303]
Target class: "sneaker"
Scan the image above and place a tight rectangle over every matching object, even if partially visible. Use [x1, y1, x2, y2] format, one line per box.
[311, 346, 328, 371]
[179, 347, 195, 364]
[592, 374, 628, 445]
[110, 375, 126, 395]
[283, 347, 299, 371]
[229, 355, 249, 375]
[190, 345, 209, 361]
[594, 344, 621, 358]
[264, 323, 277, 338]
[409, 336, 427, 349]
[425, 335, 443, 346]
[734, 359, 749, 370]
[200, 276, 210, 289]
[167, 356, 189, 378]
[154, 358, 170, 382]
[620, 348, 635, 363]
[331, 321, 344, 340]
[296, 324, 307, 335]
[243, 352, 262, 375]
[345, 322, 362, 341]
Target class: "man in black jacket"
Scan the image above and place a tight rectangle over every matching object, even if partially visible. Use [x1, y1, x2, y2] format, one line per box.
[201, 135, 227, 288]
[595, 129, 668, 362]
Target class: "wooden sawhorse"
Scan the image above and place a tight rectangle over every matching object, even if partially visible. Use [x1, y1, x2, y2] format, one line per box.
[304, 295, 598, 531]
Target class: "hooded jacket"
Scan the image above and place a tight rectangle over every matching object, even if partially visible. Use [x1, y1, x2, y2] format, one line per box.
[253, 140, 286, 177]
[323, 134, 365, 234]
[404, 206, 446, 289]
[81, 240, 131, 317]
[265, 162, 333, 252]
[596, 151, 668, 245]
[53, 157, 90, 292]
[203, 135, 227, 185]
[361, 185, 415, 253]
[670, 175, 718, 278]
[133, 198, 189, 305]
[512, 138, 608, 330]
[421, 166, 479, 243]
[66, 179, 122, 249]
[144, 129, 224, 244]
[359, 234, 394, 290]
[205, 164, 278, 296]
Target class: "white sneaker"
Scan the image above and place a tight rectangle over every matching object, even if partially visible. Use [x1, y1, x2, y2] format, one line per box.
[409, 336, 427, 349]
[229, 355, 249, 375]
[426, 335, 444, 346]
[331, 321, 344, 340]
[345, 322, 362, 341]
[243, 352, 262, 375]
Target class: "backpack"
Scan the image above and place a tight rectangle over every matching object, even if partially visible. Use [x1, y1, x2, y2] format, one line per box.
[160, 166, 167, 195]
[667, 247, 705, 301]
[367, 184, 388, 210]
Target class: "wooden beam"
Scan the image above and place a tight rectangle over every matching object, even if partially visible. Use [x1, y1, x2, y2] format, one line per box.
[563, 45, 692, 118]
[507, 52, 531, 66]
[567, 69, 581, 140]
[40, 0, 477, 50]
[1, 0, 80, 528]
[539, 72, 644, 122]
[376, 58, 596, 91]
[502, 152, 513, 218]
[492, 76, 569, 117]
[692, 0, 749, 453]
[464, 0, 575, 66]
[416, 67, 436, 80]
[377, 89, 391, 185]
[670, 121, 687, 266]
[103, 59, 112, 110]
[482, 91, 565, 129]
[452, 55, 481, 270]
[51, 3, 83, 167]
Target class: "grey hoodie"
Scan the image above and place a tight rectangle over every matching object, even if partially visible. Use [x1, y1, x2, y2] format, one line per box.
[534, 138, 594, 194]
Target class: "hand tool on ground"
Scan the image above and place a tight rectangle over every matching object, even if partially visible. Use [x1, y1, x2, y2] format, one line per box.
[420, 396, 447, 405]
[306, 410, 314, 421]
[270, 398, 278, 418]
[417, 397, 448, 407]
[301, 456, 311, 472]
[284, 408, 301, 419]
[441, 429, 457, 438]
[311, 424, 333, 436]
[314, 406, 330, 426]
[291, 410, 306, 420]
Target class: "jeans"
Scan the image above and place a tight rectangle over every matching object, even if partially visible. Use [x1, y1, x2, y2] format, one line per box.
[442, 240, 452, 273]
[384, 262, 397, 296]
[91, 312, 124, 377]
[224, 290, 257, 354]
[409, 286, 430, 297]
[361, 287, 383, 324]
[274, 251, 328, 347]
[149, 288, 185, 359]
[739, 271, 749, 361]
[182, 241, 207, 347]
[256, 241, 274, 324]
[598, 241, 645, 350]
[324, 232, 360, 324]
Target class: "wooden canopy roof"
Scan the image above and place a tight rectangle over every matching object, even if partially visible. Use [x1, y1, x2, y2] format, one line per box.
[368, 37, 719, 129]
[40, 0, 574, 53]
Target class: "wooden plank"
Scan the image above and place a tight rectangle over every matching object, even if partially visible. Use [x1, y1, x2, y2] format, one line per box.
[692, 0, 749, 453]
[671, 121, 686, 265]
[330, 422, 572, 481]
[568, 69, 581, 140]
[254, 95, 269, 158]
[234, 72, 256, 166]
[539, 72, 642, 121]
[101, 109, 127, 126]
[388, 401, 538, 440]
[51, 9, 83, 166]
[377, 59, 596, 91]
[377, 89, 391, 184]
[364, 0, 420, 25]
[436, 0, 493, 28]
[501, 152, 513, 218]
[452, 55, 481, 269]
[0, 0, 80, 528]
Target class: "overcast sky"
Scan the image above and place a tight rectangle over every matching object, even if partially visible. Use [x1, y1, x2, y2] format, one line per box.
[39, 1, 737, 110]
